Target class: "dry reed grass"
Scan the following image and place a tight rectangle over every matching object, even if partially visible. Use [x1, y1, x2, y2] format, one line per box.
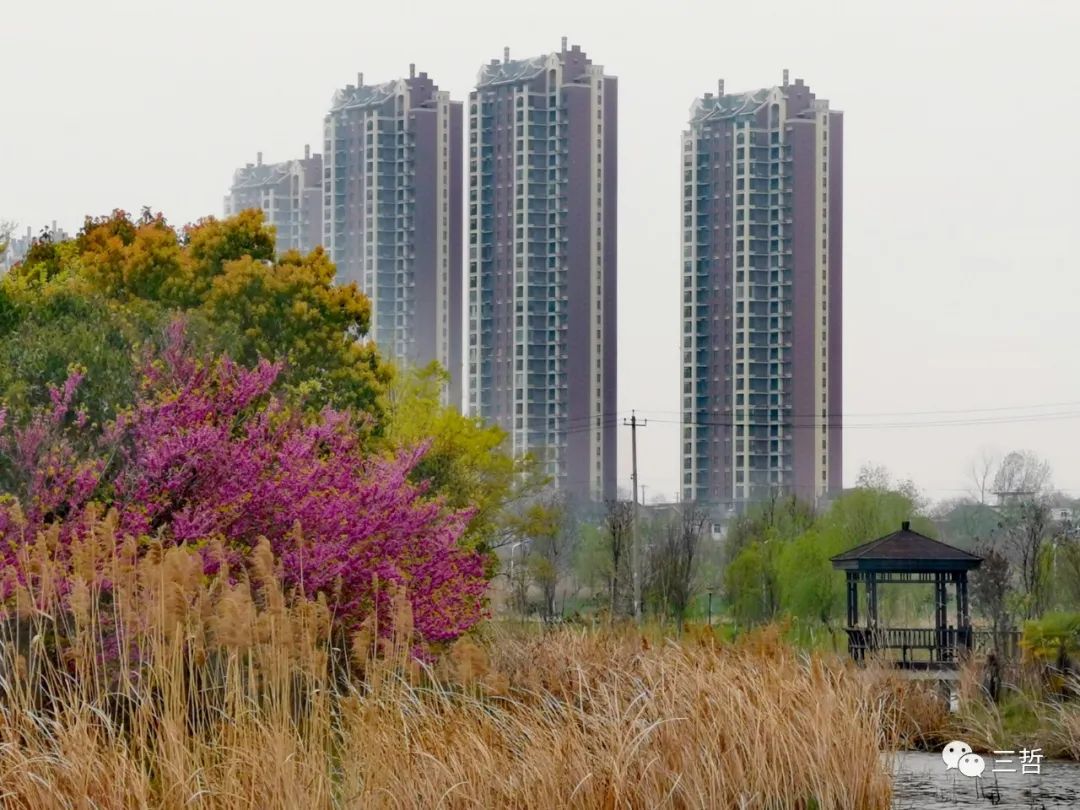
[859, 646, 1080, 761]
[945, 656, 1080, 759]
[0, 517, 895, 808]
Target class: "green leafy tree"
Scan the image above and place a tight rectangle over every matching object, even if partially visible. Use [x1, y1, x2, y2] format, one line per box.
[725, 541, 775, 626]
[0, 280, 149, 429]
[723, 493, 816, 565]
[1054, 534, 1080, 609]
[521, 494, 573, 621]
[1021, 612, 1080, 667]
[2, 209, 392, 423]
[379, 362, 541, 554]
[776, 528, 845, 627]
[722, 477, 932, 631]
[932, 497, 1002, 550]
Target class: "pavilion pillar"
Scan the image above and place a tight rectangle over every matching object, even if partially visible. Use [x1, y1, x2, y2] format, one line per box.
[959, 573, 971, 650]
[845, 572, 859, 659]
[959, 570, 967, 626]
[864, 570, 881, 660]
[846, 572, 858, 627]
[934, 574, 947, 663]
[867, 571, 878, 636]
[961, 576, 970, 625]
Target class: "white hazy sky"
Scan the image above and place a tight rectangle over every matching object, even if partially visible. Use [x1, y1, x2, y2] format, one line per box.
[3, 0, 1079, 505]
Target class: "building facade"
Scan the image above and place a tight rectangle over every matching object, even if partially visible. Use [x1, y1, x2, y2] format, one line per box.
[468, 41, 617, 500]
[323, 68, 463, 402]
[681, 72, 842, 510]
[224, 148, 323, 255]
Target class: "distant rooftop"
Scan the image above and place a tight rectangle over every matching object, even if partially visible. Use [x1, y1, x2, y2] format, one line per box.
[329, 79, 401, 112]
[476, 41, 600, 88]
[692, 88, 773, 123]
[477, 55, 550, 88]
[232, 162, 291, 188]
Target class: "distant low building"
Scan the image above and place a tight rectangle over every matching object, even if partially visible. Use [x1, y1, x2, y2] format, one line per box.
[224, 147, 323, 256]
[1049, 505, 1076, 528]
[642, 500, 727, 541]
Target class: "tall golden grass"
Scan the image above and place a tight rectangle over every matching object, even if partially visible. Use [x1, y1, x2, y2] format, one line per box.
[853, 642, 1080, 761]
[941, 653, 1080, 759]
[0, 516, 898, 808]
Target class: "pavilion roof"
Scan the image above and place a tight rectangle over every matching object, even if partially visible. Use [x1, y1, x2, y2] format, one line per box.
[830, 522, 983, 573]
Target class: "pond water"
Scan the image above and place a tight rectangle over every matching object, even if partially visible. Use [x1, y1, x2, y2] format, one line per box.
[891, 750, 1080, 809]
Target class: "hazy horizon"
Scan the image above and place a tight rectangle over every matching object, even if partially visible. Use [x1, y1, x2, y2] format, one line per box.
[3, 0, 1078, 506]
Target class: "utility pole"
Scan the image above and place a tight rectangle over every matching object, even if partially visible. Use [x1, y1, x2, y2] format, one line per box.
[623, 410, 647, 622]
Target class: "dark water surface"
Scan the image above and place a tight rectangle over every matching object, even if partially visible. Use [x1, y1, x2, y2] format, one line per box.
[891, 750, 1080, 809]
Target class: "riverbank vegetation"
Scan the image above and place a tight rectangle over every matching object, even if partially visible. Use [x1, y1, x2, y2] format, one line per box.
[0, 521, 895, 809]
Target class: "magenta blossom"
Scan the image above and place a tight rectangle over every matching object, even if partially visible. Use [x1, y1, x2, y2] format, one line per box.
[0, 322, 487, 645]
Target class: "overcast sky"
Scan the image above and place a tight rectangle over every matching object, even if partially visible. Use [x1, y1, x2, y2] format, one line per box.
[3, 0, 1078, 505]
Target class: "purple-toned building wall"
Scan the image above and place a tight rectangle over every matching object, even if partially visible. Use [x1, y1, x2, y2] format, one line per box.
[682, 76, 842, 510]
[470, 44, 617, 501]
[565, 84, 592, 495]
[788, 119, 817, 502]
[827, 111, 844, 493]
[324, 71, 462, 400]
[411, 105, 438, 365]
[225, 150, 323, 256]
[602, 76, 619, 502]
[448, 102, 464, 408]
[299, 152, 323, 253]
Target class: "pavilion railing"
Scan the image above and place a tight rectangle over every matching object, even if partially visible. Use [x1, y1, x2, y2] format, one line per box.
[845, 627, 1025, 667]
[845, 627, 969, 666]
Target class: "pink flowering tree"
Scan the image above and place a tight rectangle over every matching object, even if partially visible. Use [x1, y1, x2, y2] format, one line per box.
[0, 323, 487, 645]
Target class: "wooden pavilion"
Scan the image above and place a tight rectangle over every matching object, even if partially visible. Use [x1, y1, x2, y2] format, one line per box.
[830, 521, 983, 669]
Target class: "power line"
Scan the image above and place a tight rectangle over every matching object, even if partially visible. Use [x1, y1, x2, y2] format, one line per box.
[646, 410, 1080, 431]
[639, 398, 1080, 420]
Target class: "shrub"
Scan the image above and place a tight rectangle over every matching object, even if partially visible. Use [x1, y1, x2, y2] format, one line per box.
[0, 322, 486, 645]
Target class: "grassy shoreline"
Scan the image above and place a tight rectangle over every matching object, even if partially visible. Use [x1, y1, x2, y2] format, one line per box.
[3, 605, 895, 807]
[1, 529, 1075, 808]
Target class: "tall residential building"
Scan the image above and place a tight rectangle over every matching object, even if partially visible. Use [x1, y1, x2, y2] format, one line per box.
[224, 147, 323, 254]
[468, 41, 617, 500]
[323, 67, 463, 403]
[681, 72, 842, 510]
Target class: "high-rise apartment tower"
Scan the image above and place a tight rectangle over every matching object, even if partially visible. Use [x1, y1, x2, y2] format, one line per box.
[324, 68, 463, 402]
[468, 41, 617, 500]
[681, 72, 842, 510]
[225, 147, 323, 255]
